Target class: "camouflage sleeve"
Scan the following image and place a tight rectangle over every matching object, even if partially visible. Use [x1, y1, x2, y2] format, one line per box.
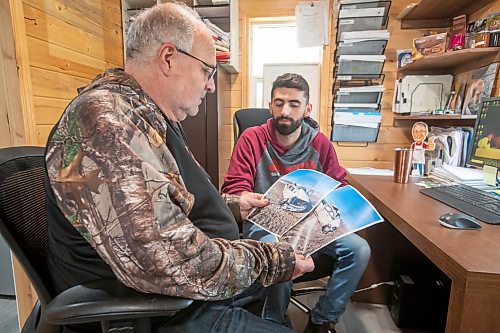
[221, 193, 243, 225]
[46, 90, 295, 301]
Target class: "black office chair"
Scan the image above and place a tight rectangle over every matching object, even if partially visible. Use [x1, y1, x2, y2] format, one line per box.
[233, 108, 272, 144]
[0, 146, 193, 333]
[231, 112, 337, 313]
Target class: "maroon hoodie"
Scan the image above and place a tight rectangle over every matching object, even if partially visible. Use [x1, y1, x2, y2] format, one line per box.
[222, 118, 348, 195]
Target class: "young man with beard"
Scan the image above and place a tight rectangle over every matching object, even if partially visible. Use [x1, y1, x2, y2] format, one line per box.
[222, 73, 371, 333]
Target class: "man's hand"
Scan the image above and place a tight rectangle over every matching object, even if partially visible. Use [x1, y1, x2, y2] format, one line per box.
[292, 254, 315, 279]
[239, 191, 269, 220]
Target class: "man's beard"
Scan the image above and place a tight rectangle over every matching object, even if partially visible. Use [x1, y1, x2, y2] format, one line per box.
[273, 116, 303, 135]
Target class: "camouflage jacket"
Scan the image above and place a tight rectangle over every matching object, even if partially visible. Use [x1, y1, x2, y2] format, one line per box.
[45, 68, 295, 300]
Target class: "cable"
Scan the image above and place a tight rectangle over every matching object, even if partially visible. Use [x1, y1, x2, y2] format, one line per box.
[353, 281, 395, 293]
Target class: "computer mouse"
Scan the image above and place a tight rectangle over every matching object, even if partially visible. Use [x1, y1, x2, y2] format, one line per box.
[438, 213, 481, 230]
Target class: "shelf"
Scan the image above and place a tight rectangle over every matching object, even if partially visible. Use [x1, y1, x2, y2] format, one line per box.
[394, 114, 476, 120]
[393, 114, 478, 126]
[397, 0, 496, 29]
[397, 47, 500, 76]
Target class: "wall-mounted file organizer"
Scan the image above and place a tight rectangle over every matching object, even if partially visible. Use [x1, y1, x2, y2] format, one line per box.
[331, 0, 391, 144]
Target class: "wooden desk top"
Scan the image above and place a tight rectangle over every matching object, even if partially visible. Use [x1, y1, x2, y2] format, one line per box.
[348, 174, 500, 290]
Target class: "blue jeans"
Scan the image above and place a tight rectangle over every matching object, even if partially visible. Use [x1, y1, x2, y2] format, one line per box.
[158, 283, 295, 333]
[243, 221, 371, 325]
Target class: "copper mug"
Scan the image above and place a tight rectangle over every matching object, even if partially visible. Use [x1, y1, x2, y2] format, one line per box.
[394, 148, 414, 183]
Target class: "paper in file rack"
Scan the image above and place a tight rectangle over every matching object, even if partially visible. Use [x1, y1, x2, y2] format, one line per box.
[337, 14, 385, 36]
[338, 55, 385, 77]
[339, 0, 388, 5]
[338, 30, 389, 55]
[339, 7, 385, 19]
[340, 30, 390, 42]
[336, 86, 384, 104]
[334, 111, 381, 128]
[331, 111, 381, 142]
[334, 103, 379, 113]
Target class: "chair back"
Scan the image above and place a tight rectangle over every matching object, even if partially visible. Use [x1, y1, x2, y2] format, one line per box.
[0, 146, 53, 306]
[233, 108, 271, 144]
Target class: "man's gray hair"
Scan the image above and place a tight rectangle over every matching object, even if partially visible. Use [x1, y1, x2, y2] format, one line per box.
[126, 2, 202, 63]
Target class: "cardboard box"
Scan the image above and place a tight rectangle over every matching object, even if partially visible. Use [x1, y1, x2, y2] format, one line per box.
[411, 33, 447, 60]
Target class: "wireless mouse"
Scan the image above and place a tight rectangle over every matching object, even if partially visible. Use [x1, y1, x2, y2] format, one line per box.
[438, 213, 481, 230]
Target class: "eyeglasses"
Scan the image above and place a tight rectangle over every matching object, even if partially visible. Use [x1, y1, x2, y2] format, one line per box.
[177, 48, 217, 80]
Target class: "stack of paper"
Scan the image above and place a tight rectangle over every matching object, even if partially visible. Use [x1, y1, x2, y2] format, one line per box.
[203, 18, 230, 62]
[340, 30, 390, 42]
[334, 103, 379, 113]
[336, 85, 384, 104]
[338, 85, 384, 93]
[334, 111, 381, 129]
[429, 165, 484, 184]
[340, 0, 386, 4]
[339, 7, 385, 19]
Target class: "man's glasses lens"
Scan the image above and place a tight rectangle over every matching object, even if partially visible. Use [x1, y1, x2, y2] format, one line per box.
[177, 48, 216, 80]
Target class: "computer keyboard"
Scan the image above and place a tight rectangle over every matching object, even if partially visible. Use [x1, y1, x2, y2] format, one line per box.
[420, 184, 500, 224]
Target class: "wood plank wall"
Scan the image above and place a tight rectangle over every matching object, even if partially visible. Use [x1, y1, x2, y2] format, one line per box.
[22, 0, 123, 146]
[218, 0, 500, 187]
[218, 0, 419, 186]
[6, 0, 123, 327]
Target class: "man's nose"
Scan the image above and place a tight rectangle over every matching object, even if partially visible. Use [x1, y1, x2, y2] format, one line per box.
[205, 76, 216, 93]
[281, 103, 292, 116]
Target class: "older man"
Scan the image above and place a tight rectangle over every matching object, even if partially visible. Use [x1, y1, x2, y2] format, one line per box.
[45, 3, 313, 332]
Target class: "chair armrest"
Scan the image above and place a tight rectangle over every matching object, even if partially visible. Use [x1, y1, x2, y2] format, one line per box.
[45, 279, 193, 325]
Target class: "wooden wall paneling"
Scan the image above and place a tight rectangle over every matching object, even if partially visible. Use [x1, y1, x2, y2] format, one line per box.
[27, 36, 113, 80]
[4, 0, 37, 329]
[11, 256, 38, 329]
[23, 4, 122, 67]
[6, 0, 36, 146]
[219, 0, 499, 180]
[33, 96, 71, 125]
[0, 1, 27, 147]
[24, 0, 122, 43]
[30, 67, 88, 100]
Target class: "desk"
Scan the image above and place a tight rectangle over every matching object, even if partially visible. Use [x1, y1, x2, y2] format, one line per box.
[348, 174, 500, 333]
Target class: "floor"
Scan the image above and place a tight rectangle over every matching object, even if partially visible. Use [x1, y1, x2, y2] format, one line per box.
[287, 279, 430, 333]
[0, 297, 18, 333]
[0, 291, 431, 333]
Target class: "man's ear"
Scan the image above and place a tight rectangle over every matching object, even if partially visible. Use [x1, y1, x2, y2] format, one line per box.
[304, 103, 312, 118]
[158, 42, 177, 75]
